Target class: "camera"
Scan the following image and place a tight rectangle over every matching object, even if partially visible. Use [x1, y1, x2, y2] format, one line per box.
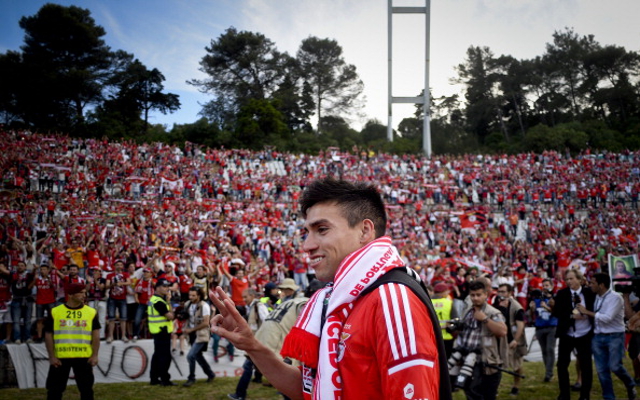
[448, 348, 479, 389]
[447, 318, 466, 333]
[613, 267, 640, 297]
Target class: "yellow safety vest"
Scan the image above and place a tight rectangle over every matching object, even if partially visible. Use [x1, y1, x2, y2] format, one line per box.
[431, 297, 453, 340]
[51, 304, 96, 358]
[148, 295, 173, 334]
[260, 296, 281, 311]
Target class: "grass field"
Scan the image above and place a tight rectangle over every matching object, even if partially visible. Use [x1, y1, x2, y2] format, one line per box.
[2, 358, 635, 399]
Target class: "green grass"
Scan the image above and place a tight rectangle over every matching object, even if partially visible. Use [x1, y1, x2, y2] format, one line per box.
[2, 358, 636, 399]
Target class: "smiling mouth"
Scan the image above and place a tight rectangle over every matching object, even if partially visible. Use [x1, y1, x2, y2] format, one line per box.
[309, 257, 323, 266]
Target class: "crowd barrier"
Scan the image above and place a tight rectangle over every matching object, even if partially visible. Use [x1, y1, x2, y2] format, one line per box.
[3, 339, 243, 389]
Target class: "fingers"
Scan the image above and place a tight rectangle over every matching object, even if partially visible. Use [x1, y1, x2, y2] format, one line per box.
[210, 287, 229, 313]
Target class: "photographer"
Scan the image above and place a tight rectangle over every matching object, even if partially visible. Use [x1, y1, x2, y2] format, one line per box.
[494, 283, 527, 396]
[182, 286, 215, 387]
[529, 278, 558, 383]
[449, 280, 507, 400]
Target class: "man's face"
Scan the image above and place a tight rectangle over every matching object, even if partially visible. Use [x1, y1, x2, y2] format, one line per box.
[242, 292, 254, 304]
[469, 288, 488, 307]
[589, 278, 605, 294]
[156, 285, 168, 295]
[188, 290, 198, 303]
[40, 266, 49, 276]
[542, 281, 553, 292]
[566, 272, 581, 290]
[17, 262, 26, 272]
[302, 202, 366, 282]
[497, 287, 510, 299]
[69, 267, 78, 276]
[281, 288, 294, 299]
[71, 289, 86, 303]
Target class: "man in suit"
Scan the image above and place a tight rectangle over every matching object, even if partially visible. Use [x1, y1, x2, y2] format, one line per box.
[551, 268, 595, 400]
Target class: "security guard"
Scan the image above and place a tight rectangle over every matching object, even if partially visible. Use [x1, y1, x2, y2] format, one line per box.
[45, 282, 100, 400]
[432, 282, 458, 358]
[148, 278, 175, 386]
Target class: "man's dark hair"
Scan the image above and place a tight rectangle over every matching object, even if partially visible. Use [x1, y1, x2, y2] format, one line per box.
[469, 281, 486, 292]
[592, 272, 611, 289]
[299, 178, 387, 238]
[499, 283, 514, 293]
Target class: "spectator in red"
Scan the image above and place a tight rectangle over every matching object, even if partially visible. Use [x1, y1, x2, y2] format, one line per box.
[85, 238, 102, 271]
[31, 263, 58, 342]
[217, 259, 251, 317]
[132, 268, 155, 341]
[528, 266, 546, 292]
[106, 260, 130, 343]
[51, 242, 68, 271]
[158, 262, 179, 305]
[177, 265, 193, 303]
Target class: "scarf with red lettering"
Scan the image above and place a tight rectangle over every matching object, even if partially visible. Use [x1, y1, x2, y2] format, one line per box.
[280, 236, 404, 400]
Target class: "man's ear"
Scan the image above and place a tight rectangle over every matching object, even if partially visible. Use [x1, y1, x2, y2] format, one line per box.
[360, 219, 376, 244]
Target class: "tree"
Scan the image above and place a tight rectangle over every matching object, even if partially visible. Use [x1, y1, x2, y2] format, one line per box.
[0, 51, 24, 125]
[235, 98, 289, 150]
[543, 28, 599, 119]
[455, 46, 500, 143]
[18, 3, 112, 131]
[91, 52, 179, 137]
[189, 27, 288, 107]
[296, 37, 364, 133]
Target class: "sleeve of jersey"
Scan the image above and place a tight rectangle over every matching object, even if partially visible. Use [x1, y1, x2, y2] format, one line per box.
[375, 283, 440, 400]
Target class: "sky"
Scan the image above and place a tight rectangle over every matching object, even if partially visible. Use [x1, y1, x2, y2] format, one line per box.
[1, 0, 639, 131]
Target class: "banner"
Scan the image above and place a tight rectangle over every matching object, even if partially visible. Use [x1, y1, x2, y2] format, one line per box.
[5, 339, 243, 389]
[460, 211, 487, 231]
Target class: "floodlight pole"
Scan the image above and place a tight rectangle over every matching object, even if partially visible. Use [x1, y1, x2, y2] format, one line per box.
[387, 0, 432, 157]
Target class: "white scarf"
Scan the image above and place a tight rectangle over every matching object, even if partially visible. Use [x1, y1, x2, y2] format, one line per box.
[281, 236, 404, 399]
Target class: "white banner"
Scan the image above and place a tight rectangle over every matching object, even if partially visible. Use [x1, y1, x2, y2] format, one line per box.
[6, 339, 243, 389]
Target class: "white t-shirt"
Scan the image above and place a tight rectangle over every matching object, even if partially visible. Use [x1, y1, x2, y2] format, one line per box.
[188, 301, 211, 329]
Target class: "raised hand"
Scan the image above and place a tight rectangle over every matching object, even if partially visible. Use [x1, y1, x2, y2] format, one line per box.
[209, 287, 259, 352]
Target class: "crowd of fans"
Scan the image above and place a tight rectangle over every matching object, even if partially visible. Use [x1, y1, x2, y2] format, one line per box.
[0, 129, 639, 344]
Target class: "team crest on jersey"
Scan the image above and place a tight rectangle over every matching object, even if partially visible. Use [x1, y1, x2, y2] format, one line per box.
[403, 383, 415, 399]
[336, 332, 350, 362]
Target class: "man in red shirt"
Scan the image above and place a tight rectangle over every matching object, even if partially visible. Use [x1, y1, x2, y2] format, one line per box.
[85, 241, 102, 270]
[52, 242, 69, 271]
[217, 260, 249, 317]
[106, 260, 130, 343]
[31, 263, 58, 342]
[132, 268, 155, 341]
[177, 267, 193, 303]
[211, 178, 448, 400]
